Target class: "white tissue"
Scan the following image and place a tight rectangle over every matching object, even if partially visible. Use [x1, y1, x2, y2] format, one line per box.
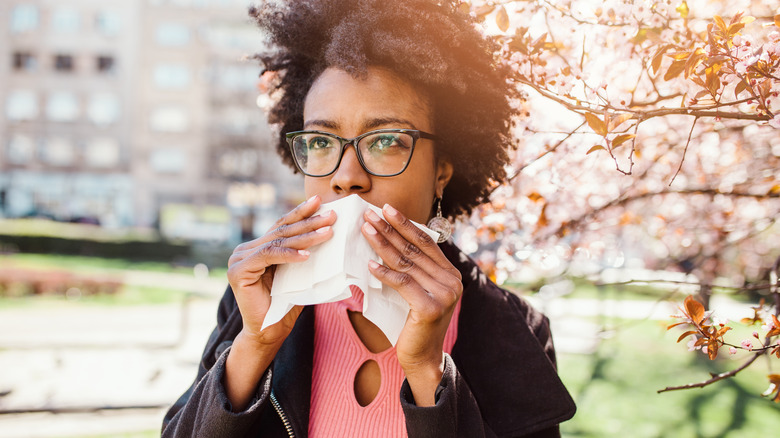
[263, 194, 439, 345]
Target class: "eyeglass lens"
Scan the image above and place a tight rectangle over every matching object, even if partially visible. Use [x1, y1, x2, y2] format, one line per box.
[291, 131, 414, 176]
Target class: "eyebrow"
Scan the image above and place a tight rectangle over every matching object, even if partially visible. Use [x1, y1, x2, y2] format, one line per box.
[303, 117, 419, 132]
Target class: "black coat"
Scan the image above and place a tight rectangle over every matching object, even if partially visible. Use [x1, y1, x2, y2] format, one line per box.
[162, 242, 576, 437]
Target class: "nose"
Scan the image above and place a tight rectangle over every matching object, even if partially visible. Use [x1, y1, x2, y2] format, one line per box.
[330, 144, 371, 194]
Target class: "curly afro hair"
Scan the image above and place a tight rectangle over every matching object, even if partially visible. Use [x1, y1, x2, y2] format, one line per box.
[249, 0, 520, 219]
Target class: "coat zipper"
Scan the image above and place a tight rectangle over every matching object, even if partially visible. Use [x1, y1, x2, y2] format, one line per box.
[270, 391, 295, 438]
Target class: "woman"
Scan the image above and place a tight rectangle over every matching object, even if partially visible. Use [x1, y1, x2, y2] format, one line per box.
[163, 0, 575, 436]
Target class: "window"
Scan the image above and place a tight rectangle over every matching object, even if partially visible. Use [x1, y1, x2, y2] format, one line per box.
[95, 11, 121, 36]
[149, 106, 189, 132]
[153, 64, 191, 89]
[54, 54, 74, 72]
[46, 92, 79, 122]
[5, 90, 38, 121]
[96, 55, 115, 73]
[87, 93, 120, 125]
[150, 148, 187, 174]
[51, 8, 80, 33]
[85, 138, 121, 168]
[10, 4, 39, 33]
[155, 23, 190, 46]
[214, 65, 258, 91]
[12, 52, 37, 71]
[43, 137, 75, 166]
[7, 134, 36, 164]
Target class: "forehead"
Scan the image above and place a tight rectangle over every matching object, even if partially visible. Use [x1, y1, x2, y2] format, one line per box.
[303, 66, 432, 131]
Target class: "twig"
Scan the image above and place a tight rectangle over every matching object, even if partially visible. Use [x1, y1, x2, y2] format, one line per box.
[594, 279, 774, 292]
[670, 117, 698, 186]
[657, 352, 762, 393]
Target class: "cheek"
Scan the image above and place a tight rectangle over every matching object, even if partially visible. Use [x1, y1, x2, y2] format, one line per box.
[303, 176, 328, 198]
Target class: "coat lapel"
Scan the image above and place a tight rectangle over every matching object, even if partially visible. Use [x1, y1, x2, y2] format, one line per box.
[271, 305, 315, 437]
[444, 242, 576, 436]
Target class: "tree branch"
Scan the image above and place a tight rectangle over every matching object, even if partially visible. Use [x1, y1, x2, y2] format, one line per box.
[657, 352, 762, 393]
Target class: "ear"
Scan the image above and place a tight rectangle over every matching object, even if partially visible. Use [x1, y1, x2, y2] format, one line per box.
[434, 159, 454, 199]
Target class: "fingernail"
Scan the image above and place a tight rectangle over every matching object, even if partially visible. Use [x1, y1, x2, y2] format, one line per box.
[368, 259, 380, 269]
[383, 204, 398, 217]
[362, 222, 377, 235]
[366, 209, 381, 222]
[316, 226, 330, 234]
[306, 195, 318, 204]
[298, 249, 310, 256]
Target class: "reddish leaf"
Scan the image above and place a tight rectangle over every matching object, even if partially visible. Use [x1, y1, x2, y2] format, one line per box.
[664, 60, 686, 81]
[713, 15, 727, 32]
[707, 340, 719, 360]
[684, 296, 706, 324]
[768, 314, 780, 337]
[474, 4, 495, 20]
[651, 45, 670, 74]
[586, 145, 606, 155]
[609, 113, 633, 130]
[611, 134, 635, 150]
[677, 330, 698, 343]
[496, 6, 509, 32]
[734, 79, 748, 99]
[584, 112, 608, 136]
[774, 14, 780, 28]
[527, 192, 544, 203]
[727, 23, 745, 36]
[763, 375, 780, 402]
[715, 326, 732, 338]
[530, 32, 548, 54]
[667, 51, 692, 60]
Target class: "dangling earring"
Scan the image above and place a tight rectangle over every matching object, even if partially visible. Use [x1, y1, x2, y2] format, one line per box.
[427, 197, 452, 243]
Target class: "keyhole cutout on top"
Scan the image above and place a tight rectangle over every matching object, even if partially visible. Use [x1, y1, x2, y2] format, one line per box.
[354, 359, 381, 407]
[347, 310, 392, 353]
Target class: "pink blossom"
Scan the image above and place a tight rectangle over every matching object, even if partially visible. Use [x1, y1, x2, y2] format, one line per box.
[729, 347, 737, 355]
[769, 114, 780, 129]
[741, 339, 753, 349]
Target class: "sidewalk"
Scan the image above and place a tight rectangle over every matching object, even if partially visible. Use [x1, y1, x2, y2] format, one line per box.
[0, 295, 221, 438]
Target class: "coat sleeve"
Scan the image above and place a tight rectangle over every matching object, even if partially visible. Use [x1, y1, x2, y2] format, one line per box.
[399, 355, 561, 438]
[161, 287, 276, 437]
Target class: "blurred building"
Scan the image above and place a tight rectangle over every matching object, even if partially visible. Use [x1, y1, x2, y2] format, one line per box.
[0, 0, 299, 240]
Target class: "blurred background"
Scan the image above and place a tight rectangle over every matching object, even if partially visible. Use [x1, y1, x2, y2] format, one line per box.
[1, 0, 779, 437]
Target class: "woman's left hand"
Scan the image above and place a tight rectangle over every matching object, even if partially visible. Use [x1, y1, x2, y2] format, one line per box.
[362, 203, 463, 406]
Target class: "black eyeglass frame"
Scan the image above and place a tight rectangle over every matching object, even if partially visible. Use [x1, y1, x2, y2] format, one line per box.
[285, 128, 438, 177]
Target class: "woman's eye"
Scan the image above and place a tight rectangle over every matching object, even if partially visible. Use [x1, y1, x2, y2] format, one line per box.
[370, 135, 402, 151]
[308, 136, 334, 150]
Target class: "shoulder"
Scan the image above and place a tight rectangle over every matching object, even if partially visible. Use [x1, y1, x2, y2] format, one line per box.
[441, 241, 553, 357]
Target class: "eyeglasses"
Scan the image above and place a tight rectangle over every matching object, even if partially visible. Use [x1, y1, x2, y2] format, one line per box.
[285, 128, 437, 177]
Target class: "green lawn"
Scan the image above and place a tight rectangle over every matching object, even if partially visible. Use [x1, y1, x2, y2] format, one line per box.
[0, 253, 227, 308]
[558, 318, 780, 437]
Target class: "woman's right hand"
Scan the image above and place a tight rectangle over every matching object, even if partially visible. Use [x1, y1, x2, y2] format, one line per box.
[226, 194, 336, 350]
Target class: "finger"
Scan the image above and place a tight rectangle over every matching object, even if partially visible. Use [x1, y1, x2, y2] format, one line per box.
[362, 220, 460, 308]
[363, 207, 461, 284]
[367, 259, 452, 322]
[234, 206, 336, 253]
[229, 225, 334, 267]
[228, 241, 312, 281]
[382, 204, 456, 273]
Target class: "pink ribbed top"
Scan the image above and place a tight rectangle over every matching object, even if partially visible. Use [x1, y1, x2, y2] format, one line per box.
[309, 285, 461, 437]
